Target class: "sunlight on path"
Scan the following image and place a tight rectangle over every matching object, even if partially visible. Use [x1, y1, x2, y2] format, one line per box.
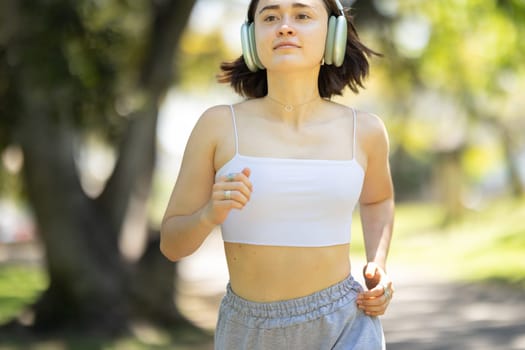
[383, 282, 525, 350]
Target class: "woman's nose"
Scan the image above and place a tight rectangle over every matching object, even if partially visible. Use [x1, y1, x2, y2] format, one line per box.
[277, 18, 296, 36]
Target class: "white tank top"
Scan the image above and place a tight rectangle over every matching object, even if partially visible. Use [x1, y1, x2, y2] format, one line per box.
[216, 105, 364, 247]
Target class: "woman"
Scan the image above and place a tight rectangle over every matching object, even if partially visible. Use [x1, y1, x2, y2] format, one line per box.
[160, 0, 394, 348]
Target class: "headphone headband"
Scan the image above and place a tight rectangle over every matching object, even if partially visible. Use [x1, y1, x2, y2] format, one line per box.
[246, 0, 346, 23]
[335, 0, 345, 15]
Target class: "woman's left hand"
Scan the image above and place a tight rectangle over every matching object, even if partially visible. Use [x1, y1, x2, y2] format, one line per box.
[356, 262, 394, 317]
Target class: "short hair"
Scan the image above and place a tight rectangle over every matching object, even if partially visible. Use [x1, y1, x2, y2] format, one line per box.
[217, 0, 380, 99]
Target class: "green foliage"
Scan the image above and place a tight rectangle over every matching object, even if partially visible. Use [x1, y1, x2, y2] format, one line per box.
[0, 265, 47, 325]
[366, 0, 525, 199]
[0, 0, 168, 199]
[0, 0, 154, 148]
[177, 30, 234, 91]
[404, 0, 522, 110]
[462, 141, 504, 182]
[417, 0, 519, 94]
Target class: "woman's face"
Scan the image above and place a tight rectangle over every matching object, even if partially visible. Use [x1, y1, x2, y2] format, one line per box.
[253, 0, 329, 72]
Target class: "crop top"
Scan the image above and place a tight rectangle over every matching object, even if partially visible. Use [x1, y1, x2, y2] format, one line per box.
[215, 105, 365, 247]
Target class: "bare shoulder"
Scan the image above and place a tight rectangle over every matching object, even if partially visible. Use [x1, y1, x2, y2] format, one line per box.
[354, 110, 389, 147]
[355, 110, 388, 136]
[196, 104, 232, 130]
[189, 104, 232, 144]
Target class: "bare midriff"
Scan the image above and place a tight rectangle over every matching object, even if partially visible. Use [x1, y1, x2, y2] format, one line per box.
[224, 242, 351, 302]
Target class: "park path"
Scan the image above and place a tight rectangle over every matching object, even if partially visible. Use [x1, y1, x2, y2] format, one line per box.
[177, 230, 525, 350]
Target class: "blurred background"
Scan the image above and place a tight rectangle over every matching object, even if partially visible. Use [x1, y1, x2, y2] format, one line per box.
[0, 0, 524, 349]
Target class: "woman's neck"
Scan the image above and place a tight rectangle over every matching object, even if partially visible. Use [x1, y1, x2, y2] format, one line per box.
[264, 69, 324, 128]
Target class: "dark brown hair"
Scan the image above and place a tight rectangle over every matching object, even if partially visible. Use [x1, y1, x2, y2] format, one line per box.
[217, 0, 380, 98]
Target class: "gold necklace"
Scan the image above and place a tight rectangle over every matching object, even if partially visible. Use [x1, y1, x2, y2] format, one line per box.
[265, 94, 321, 112]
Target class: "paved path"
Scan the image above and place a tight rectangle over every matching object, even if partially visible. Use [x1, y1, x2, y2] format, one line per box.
[177, 231, 525, 349]
[382, 280, 525, 349]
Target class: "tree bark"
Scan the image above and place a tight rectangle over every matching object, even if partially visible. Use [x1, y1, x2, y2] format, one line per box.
[500, 126, 525, 198]
[435, 149, 465, 225]
[16, 78, 129, 333]
[103, 0, 198, 327]
[3, 0, 198, 334]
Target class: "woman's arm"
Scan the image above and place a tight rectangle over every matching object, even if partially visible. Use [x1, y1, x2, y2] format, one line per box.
[160, 105, 252, 261]
[359, 113, 394, 270]
[356, 113, 395, 316]
[360, 199, 394, 271]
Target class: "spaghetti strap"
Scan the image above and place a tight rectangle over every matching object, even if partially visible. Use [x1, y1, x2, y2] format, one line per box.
[351, 108, 357, 160]
[229, 105, 239, 154]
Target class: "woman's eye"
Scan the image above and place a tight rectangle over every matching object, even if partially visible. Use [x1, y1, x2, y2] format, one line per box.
[264, 15, 278, 22]
[297, 13, 311, 20]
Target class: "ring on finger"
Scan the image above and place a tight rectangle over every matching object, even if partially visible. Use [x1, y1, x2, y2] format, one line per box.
[382, 284, 392, 300]
[227, 173, 235, 182]
[224, 190, 231, 200]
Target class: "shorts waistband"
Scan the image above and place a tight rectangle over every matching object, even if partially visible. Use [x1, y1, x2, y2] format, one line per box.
[222, 275, 362, 321]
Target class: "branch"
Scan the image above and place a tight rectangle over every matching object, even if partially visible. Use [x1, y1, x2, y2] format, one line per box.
[141, 0, 198, 92]
[98, 0, 197, 233]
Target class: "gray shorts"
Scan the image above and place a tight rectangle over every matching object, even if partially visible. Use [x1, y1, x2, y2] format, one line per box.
[214, 275, 385, 349]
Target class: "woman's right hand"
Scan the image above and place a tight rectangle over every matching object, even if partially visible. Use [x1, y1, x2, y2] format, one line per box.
[201, 167, 253, 226]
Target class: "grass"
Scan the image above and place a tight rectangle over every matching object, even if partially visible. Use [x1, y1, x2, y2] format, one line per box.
[352, 197, 525, 287]
[0, 265, 212, 349]
[0, 264, 47, 325]
[0, 331, 212, 350]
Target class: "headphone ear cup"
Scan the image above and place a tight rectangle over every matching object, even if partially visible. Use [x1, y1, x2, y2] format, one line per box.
[324, 16, 336, 65]
[248, 23, 265, 70]
[324, 14, 348, 67]
[332, 15, 348, 67]
[241, 22, 258, 72]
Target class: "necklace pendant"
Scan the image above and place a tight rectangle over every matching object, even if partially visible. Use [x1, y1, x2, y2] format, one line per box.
[284, 105, 293, 112]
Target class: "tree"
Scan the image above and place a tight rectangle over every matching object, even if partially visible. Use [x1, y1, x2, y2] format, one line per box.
[0, 0, 197, 334]
[367, 0, 525, 216]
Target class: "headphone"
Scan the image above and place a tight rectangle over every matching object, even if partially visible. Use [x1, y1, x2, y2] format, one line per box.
[241, 0, 348, 72]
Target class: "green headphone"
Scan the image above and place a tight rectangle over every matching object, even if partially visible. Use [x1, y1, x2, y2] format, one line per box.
[241, 0, 348, 72]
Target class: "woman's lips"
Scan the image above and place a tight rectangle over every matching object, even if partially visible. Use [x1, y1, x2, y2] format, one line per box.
[274, 42, 300, 49]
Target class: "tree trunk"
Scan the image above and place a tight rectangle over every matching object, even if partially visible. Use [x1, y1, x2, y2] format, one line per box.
[112, 0, 198, 329]
[131, 235, 182, 326]
[17, 81, 130, 333]
[501, 126, 525, 198]
[4, 0, 198, 335]
[435, 149, 465, 224]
